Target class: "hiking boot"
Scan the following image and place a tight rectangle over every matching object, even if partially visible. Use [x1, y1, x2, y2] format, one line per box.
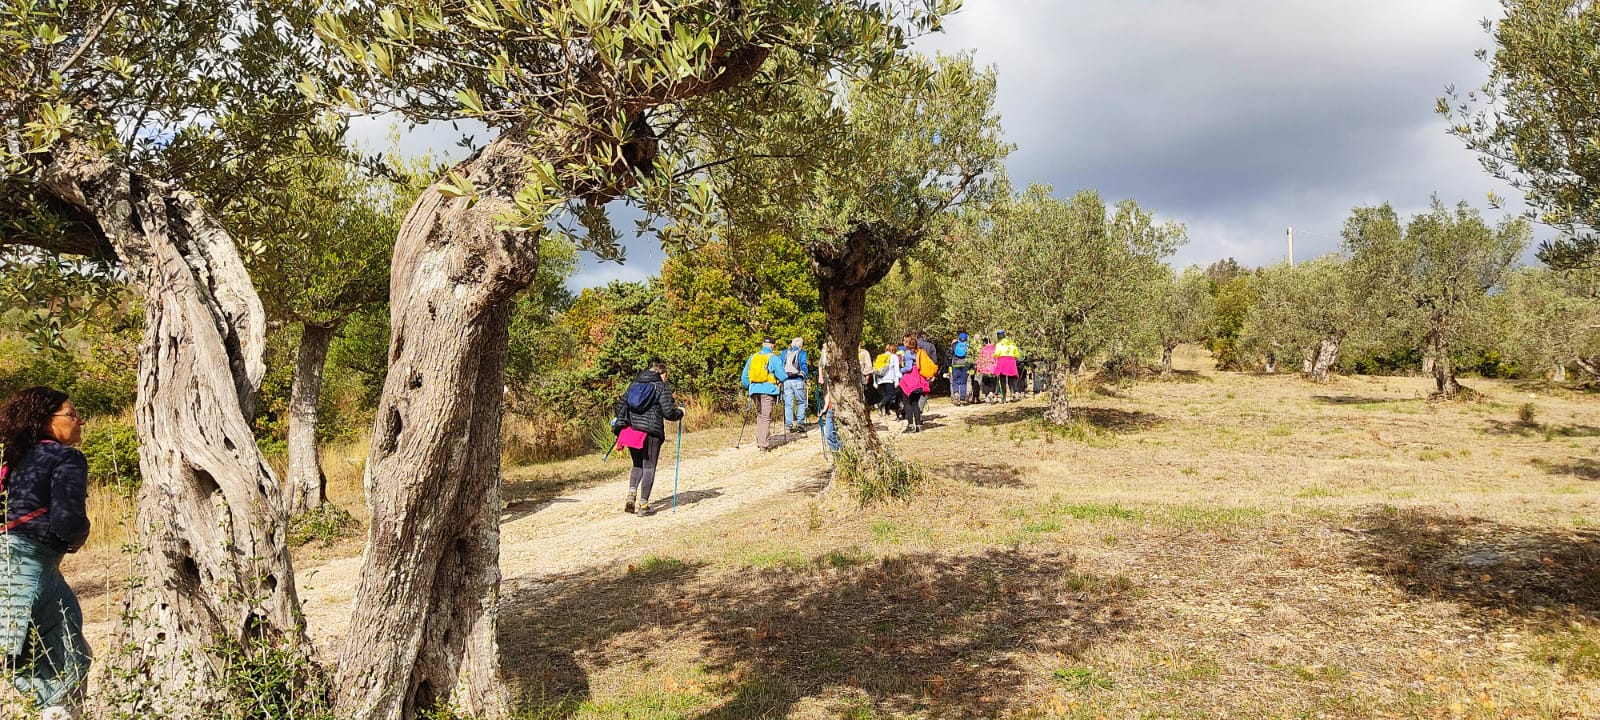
[624, 490, 636, 514]
[636, 500, 651, 517]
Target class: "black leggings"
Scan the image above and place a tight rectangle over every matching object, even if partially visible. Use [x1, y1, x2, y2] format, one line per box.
[904, 390, 925, 426]
[628, 434, 664, 501]
[877, 383, 901, 413]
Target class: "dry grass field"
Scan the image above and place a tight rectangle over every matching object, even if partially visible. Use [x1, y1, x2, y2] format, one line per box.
[58, 347, 1600, 719]
[497, 347, 1599, 719]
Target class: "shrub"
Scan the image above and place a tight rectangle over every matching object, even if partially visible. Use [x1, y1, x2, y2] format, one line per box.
[834, 442, 924, 506]
[80, 412, 141, 490]
[287, 504, 361, 548]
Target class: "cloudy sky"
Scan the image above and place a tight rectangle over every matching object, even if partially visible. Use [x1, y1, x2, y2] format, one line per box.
[368, 0, 1524, 289]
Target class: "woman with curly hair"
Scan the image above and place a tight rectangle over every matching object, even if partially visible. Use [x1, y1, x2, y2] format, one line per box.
[0, 387, 91, 720]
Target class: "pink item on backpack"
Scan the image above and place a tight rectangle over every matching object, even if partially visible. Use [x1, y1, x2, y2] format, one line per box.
[995, 355, 1019, 377]
[617, 426, 647, 450]
[898, 370, 930, 396]
[976, 344, 997, 374]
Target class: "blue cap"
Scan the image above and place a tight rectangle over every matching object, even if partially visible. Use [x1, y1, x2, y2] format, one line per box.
[958, 332, 969, 341]
[996, 330, 1007, 337]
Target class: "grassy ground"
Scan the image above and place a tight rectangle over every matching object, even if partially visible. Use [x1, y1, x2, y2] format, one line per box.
[55, 347, 1600, 718]
[496, 347, 1600, 719]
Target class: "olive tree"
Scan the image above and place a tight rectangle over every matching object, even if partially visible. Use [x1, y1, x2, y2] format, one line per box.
[312, 2, 952, 716]
[947, 186, 1183, 423]
[1348, 199, 1531, 397]
[1237, 257, 1362, 382]
[1491, 267, 1600, 381]
[2, 0, 333, 708]
[1443, 0, 1600, 270]
[684, 50, 1006, 482]
[225, 153, 420, 515]
[1155, 266, 1215, 376]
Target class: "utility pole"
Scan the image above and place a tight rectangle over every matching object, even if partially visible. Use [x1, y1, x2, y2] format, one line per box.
[1287, 226, 1294, 266]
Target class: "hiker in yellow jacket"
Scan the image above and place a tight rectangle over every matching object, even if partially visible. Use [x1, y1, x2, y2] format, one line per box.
[994, 331, 1021, 403]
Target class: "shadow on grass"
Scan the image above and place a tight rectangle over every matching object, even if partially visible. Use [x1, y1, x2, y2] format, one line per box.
[1310, 395, 1413, 406]
[964, 405, 1165, 433]
[500, 549, 1137, 718]
[939, 461, 1029, 489]
[503, 465, 618, 523]
[1351, 507, 1600, 625]
[1483, 420, 1600, 438]
[1530, 458, 1600, 482]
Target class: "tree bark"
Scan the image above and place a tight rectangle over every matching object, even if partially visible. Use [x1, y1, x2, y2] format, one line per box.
[333, 138, 531, 720]
[1308, 335, 1342, 383]
[1264, 352, 1277, 374]
[1431, 326, 1462, 397]
[39, 152, 307, 715]
[819, 281, 883, 465]
[1551, 363, 1567, 383]
[1160, 342, 1176, 378]
[812, 227, 901, 479]
[1044, 355, 1074, 425]
[1421, 350, 1436, 375]
[287, 322, 337, 515]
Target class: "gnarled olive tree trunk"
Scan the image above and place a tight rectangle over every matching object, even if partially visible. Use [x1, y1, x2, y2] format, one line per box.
[333, 138, 531, 720]
[38, 152, 307, 716]
[1045, 354, 1074, 425]
[1160, 341, 1177, 378]
[816, 228, 900, 478]
[1429, 325, 1463, 397]
[287, 322, 337, 515]
[1308, 334, 1343, 383]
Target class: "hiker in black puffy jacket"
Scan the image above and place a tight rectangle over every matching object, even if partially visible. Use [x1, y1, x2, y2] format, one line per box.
[616, 360, 683, 517]
[0, 386, 92, 716]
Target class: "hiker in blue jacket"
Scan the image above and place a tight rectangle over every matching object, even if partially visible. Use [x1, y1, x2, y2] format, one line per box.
[615, 361, 683, 517]
[778, 337, 810, 434]
[950, 331, 974, 405]
[0, 387, 91, 719]
[740, 338, 786, 450]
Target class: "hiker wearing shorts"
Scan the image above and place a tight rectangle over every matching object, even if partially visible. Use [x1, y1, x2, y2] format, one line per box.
[0, 387, 91, 720]
[740, 338, 785, 450]
[615, 360, 683, 516]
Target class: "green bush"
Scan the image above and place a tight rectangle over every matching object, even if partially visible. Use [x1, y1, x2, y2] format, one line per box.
[80, 414, 141, 490]
[835, 442, 924, 506]
[288, 503, 361, 547]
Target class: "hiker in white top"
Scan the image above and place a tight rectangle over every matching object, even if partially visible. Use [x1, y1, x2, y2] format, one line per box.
[779, 337, 809, 434]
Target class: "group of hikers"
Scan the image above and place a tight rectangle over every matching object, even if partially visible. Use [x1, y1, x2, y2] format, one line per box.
[608, 330, 1032, 518]
[738, 330, 1030, 448]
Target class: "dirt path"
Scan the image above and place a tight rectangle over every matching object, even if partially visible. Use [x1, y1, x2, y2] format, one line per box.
[295, 398, 1003, 649]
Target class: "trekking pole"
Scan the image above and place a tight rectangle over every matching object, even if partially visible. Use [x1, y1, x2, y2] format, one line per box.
[735, 396, 752, 448]
[673, 419, 683, 514]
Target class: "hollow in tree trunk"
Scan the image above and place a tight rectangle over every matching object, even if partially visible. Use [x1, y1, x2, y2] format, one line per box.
[333, 139, 531, 720]
[287, 322, 337, 515]
[1308, 334, 1342, 383]
[38, 151, 307, 715]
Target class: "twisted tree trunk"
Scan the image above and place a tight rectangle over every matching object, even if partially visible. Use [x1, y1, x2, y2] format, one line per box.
[1160, 341, 1176, 378]
[815, 228, 900, 480]
[333, 138, 531, 720]
[1431, 326, 1462, 397]
[1044, 354, 1074, 425]
[1308, 334, 1342, 383]
[37, 152, 307, 716]
[287, 322, 337, 515]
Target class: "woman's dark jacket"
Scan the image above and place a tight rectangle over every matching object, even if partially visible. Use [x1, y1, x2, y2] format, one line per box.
[618, 370, 684, 439]
[3, 441, 90, 554]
